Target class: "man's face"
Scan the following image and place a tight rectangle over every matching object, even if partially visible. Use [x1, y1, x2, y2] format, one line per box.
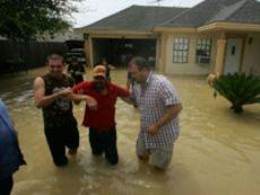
[48, 59, 64, 77]
[129, 63, 143, 83]
[93, 76, 106, 92]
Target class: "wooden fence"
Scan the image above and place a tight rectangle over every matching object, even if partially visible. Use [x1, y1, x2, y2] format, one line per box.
[0, 40, 67, 73]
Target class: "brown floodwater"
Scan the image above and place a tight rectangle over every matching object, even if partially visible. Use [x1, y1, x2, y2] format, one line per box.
[0, 67, 260, 195]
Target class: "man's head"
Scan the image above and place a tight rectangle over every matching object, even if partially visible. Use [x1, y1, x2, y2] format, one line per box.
[93, 65, 107, 92]
[47, 54, 64, 77]
[128, 57, 151, 84]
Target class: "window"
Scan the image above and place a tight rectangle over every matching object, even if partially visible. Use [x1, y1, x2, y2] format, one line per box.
[173, 38, 189, 63]
[196, 39, 212, 64]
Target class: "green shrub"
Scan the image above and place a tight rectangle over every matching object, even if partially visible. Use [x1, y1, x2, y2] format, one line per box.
[213, 73, 260, 113]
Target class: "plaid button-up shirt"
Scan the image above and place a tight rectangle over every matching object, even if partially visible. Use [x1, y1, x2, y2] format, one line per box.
[132, 72, 181, 149]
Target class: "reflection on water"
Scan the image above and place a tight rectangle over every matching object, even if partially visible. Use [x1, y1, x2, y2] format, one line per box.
[0, 68, 260, 195]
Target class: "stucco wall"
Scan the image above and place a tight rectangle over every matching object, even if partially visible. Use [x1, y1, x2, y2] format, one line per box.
[242, 33, 260, 75]
[161, 32, 217, 75]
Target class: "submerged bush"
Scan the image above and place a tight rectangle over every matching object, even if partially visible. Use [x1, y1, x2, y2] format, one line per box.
[213, 73, 260, 113]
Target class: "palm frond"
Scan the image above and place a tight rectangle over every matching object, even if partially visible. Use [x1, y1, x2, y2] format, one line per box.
[212, 73, 260, 113]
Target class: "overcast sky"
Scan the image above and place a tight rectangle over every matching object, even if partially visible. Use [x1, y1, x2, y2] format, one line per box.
[72, 0, 204, 28]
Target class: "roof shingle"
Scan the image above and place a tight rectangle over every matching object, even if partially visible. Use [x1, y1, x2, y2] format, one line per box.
[80, 5, 188, 31]
[160, 0, 260, 27]
[79, 1, 260, 31]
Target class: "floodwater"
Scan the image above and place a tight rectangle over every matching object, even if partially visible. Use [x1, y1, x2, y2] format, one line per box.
[0, 67, 260, 195]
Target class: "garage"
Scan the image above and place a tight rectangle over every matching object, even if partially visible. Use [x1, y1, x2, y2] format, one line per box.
[92, 38, 156, 67]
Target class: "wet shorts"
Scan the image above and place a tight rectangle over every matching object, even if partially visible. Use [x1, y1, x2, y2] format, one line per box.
[136, 136, 174, 169]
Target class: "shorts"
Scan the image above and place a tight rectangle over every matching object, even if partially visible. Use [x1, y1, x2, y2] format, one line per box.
[136, 136, 174, 169]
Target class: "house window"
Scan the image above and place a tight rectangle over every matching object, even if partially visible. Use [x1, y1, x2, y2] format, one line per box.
[173, 38, 189, 63]
[196, 39, 212, 64]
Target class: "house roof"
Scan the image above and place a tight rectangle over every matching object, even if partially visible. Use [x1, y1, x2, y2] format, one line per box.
[160, 0, 260, 28]
[219, 0, 260, 24]
[79, 0, 260, 33]
[79, 5, 188, 32]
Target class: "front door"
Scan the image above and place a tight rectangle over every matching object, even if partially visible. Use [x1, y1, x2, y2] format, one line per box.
[224, 39, 242, 74]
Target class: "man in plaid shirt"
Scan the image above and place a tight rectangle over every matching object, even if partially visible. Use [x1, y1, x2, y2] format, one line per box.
[126, 57, 182, 169]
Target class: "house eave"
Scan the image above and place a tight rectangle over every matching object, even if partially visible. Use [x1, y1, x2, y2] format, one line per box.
[198, 22, 260, 32]
[81, 29, 154, 36]
[153, 26, 197, 33]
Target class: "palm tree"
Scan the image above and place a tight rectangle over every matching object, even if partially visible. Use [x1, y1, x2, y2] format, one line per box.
[213, 73, 260, 113]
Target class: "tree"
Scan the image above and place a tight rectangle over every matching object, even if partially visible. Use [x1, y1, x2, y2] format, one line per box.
[213, 73, 260, 113]
[0, 0, 81, 41]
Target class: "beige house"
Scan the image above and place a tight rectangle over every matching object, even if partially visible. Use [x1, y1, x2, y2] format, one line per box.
[77, 0, 260, 75]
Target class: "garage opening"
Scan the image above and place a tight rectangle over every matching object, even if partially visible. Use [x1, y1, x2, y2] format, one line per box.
[92, 38, 156, 67]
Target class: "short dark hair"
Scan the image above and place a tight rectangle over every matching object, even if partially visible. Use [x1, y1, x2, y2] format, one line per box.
[47, 54, 64, 64]
[129, 56, 151, 71]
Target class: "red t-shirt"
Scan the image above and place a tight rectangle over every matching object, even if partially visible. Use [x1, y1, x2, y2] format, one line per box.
[73, 81, 130, 131]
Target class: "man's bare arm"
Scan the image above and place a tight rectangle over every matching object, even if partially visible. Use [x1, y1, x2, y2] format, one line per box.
[148, 104, 182, 135]
[33, 77, 71, 108]
[157, 104, 182, 127]
[70, 93, 97, 110]
[120, 97, 134, 105]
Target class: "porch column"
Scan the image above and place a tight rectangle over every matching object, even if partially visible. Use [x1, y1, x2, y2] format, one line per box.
[155, 35, 161, 71]
[163, 34, 170, 73]
[83, 34, 90, 67]
[84, 34, 94, 67]
[158, 34, 168, 73]
[214, 37, 227, 75]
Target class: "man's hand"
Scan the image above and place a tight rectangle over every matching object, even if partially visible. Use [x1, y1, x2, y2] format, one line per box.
[58, 87, 72, 97]
[148, 123, 160, 136]
[85, 96, 98, 110]
[34, 77, 72, 108]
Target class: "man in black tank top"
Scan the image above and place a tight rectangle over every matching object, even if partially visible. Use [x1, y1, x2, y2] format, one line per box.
[33, 54, 97, 167]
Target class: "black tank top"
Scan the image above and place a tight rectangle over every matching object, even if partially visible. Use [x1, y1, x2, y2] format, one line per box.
[42, 73, 74, 126]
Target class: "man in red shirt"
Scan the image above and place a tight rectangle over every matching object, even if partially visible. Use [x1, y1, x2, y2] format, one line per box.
[73, 65, 130, 165]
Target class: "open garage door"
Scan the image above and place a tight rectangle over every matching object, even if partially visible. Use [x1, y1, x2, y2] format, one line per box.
[92, 38, 156, 67]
